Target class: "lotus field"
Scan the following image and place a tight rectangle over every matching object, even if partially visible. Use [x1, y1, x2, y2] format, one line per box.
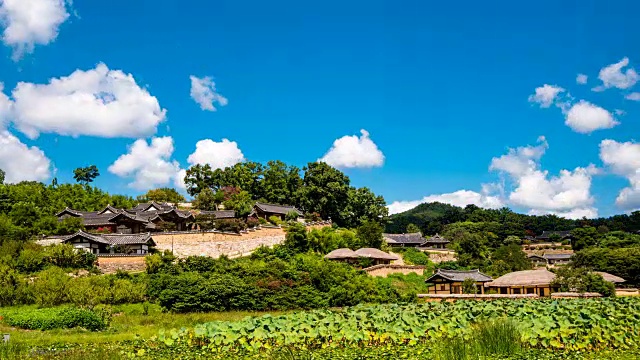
[155, 298, 640, 355]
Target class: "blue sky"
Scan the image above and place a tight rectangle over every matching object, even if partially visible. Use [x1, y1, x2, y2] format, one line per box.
[1, 0, 640, 219]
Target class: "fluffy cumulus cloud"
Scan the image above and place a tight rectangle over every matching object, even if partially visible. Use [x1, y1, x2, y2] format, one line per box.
[528, 84, 565, 108]
[0, 83, 11, 128]
[387, 188, 504, 215]
[599, 139, 640, 210]
[0, 130, 51, 183]
[319, 129, 385, 168]
[489, 137, 598, 219]
[576, 74, 588, 85]
[0, 0, 70, 59]
[9, 63, 166, 139]
[593, 57, 638, 91]
[187, 138, 245, 168]
[108, 137, 182, 190]
[189, 75, 228, 111]
[625, 92, 640, 101]
[564, 100, 619, 134]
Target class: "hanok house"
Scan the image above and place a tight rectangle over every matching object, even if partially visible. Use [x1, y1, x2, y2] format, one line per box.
[61, 230, 156, 255]
[324, 248, 360, 263]
[56, 202, 194, 234]
[383, 232, 426, 247]
[198, 210, 236, 219]
[541, 253, 572, 266]
[250, 202, 304, 221]
[486, 269, 559, 296]
[536, 230, 574, 241]
[422, 234, 450, 249]
[353, 248, 399, 265]
[528, 254, 548, 268]
[425, 269, 492, 294]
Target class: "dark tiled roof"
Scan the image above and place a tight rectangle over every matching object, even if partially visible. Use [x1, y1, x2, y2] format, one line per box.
[97, 205, 121, 215]
[538, 231, 573, 239]
[426, 269, 493, 283]
[254, 202, 303, 216]
[424, 234, 450, 244]
[199, 210, 236, 218]
[542, 253, 573, 260]
[82, 213, 120, 226]
[383, 233, 425, 244]
[130, 202, 174, 212]
[62, 231, 155, 246]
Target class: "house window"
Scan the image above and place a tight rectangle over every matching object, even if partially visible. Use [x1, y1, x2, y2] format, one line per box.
[439, 284, 446, 291]
[513, 288, 521, 294]
[526, 288, 535, 294]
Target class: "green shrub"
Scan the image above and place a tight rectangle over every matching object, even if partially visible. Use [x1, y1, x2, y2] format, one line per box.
[215, 219, 247, 233]
[258, 217, 268, 225]
[4, 307, 109, 331]
[285, 211, 300, 221]
[32, 266, 69, 306]
[268, 216, 283, 226]
[246, 218, 260, 228]
[394, 247, 432, 266]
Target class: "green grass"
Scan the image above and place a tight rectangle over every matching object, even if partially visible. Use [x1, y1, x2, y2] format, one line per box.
[376, 272, 430, 296]
[0, 303, 284, 348]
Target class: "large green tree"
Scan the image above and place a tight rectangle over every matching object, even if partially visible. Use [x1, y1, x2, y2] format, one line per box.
[138, 188, 185, 204]
[73, 165, 100, 186]
[0, 168, 5, 184]
[297, 162, 351, 223]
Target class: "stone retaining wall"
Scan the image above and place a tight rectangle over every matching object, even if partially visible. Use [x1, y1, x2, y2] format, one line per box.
[364, 265, 425, 277]
[97, 256, 146, 273]
[418, 293, 539, 302]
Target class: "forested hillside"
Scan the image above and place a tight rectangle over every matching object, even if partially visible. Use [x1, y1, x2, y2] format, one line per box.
[386, 202, 640, 236]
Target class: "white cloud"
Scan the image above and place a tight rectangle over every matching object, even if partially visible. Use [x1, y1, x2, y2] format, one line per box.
[189, 75, 228, 111]
[0, 0, 70, 59]
[564, 100, 619, 133]
[187, 138, 245, 169]
[0, 130, 51, 183]
[9, 63, 166, 139]
[595, 57, 638, 90]
[489, 137, 598, 219]
[174, 169, 187, 191]
[599, 139, 640, 210]
[625, 92, 640, 101]
[0, 83, 11, 128]
[576, 74, 588, 85]
[108, 137, 182, 190]
[319, 129, 385, 168]
[387, 189, 504, 215]
[528, 84, 565, 108]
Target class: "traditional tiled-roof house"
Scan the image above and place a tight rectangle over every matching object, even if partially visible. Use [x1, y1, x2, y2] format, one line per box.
[383, 233, 425, 247]
[422, 234, 450, 249]
[251, 202, 304, 221]
[536, 231, 574, 241]
[56, 203, 194, 234]
[61, 230, 156, 255]
[198, 210, 236, 219]
[425, 269, 492, 294]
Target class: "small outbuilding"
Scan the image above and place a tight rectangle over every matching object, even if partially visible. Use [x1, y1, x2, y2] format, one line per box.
[251, 202, 304, 221]
[422, 234, 450, 249]
[324, 248, 359, 262]
[425, 269, 493, 294]
[354, 248, 399, 265]
[594, 272, 626, 284]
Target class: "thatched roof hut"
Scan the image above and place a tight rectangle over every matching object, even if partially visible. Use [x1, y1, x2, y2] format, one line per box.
[324, 248, 359, 260]
[594, 272, 625, 283]
[354, 248, 399, 261]
[486, 269, 556, 287]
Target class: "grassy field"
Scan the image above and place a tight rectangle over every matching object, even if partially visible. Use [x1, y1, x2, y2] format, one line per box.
[0, 303, 283, 348]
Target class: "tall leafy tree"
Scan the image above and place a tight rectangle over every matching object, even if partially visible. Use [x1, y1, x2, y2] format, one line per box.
[73, 165, 100, 186]
[261, 160, 302, 205]
[139, 188, 186, 204]
[298, 162, 351, 224]
[341, 187, 388, 228]
[0, 168, 5, 184]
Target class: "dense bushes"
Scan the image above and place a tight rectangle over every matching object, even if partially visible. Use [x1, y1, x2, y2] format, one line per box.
[2, 241, 96, 274]
[572, 247, 640, 285]
[392, 248, 433, 266]
[147, 253, 407, 313]
[215, 219, 247, 232]
[4, 306, 110, 331]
